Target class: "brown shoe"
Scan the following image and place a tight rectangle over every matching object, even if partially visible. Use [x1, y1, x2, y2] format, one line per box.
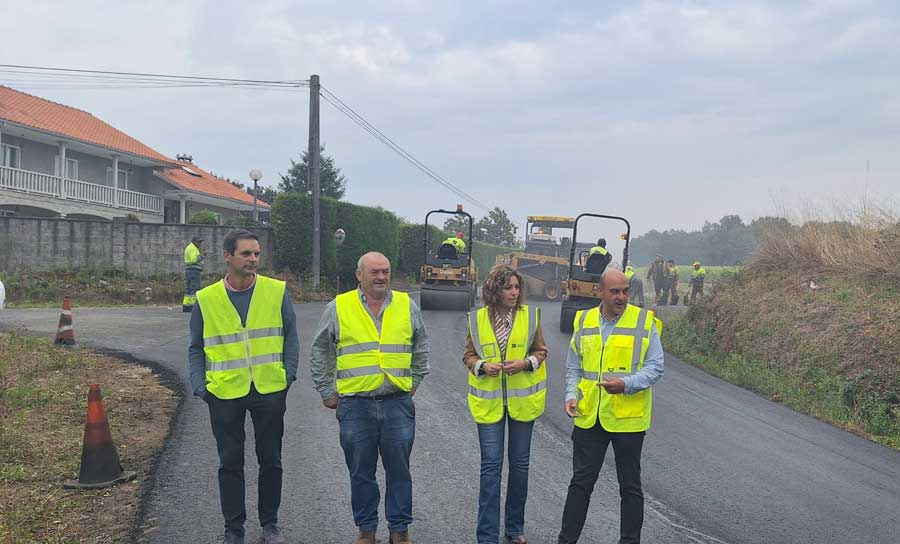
[354, 530, 376, 544]
[503, 536, 527, 544]
[388, 531, 411, 543]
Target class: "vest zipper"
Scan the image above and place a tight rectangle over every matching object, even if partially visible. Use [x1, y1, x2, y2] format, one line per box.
[243, 328, 254, 384]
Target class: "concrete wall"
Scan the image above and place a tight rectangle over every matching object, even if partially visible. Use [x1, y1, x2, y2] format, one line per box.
[0, 217, 276, 275]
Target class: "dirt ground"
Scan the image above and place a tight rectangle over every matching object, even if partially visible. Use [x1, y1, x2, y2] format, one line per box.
[0, 332, 179, 543]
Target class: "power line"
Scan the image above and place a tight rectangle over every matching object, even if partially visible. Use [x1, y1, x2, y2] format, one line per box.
[0, 64, 308, 86]
[0, 64, 493, 214]
[319, 85, 491, 212]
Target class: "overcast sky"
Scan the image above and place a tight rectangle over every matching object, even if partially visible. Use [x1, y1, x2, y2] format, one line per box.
[2, 1, 898, 236]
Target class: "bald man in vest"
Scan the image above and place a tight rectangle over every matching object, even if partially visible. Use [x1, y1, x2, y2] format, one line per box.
[189, 229, 299, 544]
[558, 268, 664, 544]
[311, 252, 430, 544]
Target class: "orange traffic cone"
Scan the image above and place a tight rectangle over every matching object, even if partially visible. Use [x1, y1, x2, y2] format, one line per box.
[64, 384, 136, 490]
[54, 296, 77, 348]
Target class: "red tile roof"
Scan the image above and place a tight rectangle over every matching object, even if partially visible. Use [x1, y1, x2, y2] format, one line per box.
[160, 162, 271, 208]
[0, 85, 174, 164]
[1, 85, 267, 207]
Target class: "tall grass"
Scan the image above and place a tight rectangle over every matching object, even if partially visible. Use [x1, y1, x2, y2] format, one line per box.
[752, 209, 900, 282]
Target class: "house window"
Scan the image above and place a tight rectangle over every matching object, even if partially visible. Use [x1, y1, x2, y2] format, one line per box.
[1, 144, 21, 169]
[106, 168, 128, 190]
[54, 156, 79, 180]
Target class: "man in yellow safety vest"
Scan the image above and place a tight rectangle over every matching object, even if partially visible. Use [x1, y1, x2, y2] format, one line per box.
[558, 268, 664, 544]
[183, 235, 204, 312]
[311, 252, 430, 544]
[188, 229, 299, 544]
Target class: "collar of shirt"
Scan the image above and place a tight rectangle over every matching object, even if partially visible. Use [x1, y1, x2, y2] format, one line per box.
[598, 304, 623, 326]
[358, 286, 393, 313]
[491, 307, 513, 327]
[224, 273, 257, 292]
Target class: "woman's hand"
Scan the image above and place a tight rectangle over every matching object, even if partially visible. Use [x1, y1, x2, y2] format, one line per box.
[502, 359, 529, 375]
[482, 363, 503, 377]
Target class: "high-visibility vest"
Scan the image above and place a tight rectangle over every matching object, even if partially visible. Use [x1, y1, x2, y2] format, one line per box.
[692, 267, 706, 279]
[197, 275, 287, 400]
[589, 246, 609, 256]
[184, 242, 202, 270]
[571, 304, 655, 432]
[467, 306, 545, 424]
[335, 289, 413, 394]
[625, 268, 634, 281]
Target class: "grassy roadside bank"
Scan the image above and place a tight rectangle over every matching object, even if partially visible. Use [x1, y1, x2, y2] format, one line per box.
[0, 333, 178, 542]
[0, 270, 336, 308]
[662, 270, 900, 451]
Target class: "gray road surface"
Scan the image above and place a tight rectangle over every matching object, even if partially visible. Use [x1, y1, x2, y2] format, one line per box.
[2, 299, 898, 544]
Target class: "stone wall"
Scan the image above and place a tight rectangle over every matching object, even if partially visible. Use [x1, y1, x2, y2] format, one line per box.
[0, 217, 276, 276]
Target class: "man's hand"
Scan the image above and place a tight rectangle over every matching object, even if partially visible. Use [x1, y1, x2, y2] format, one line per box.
[564, 398, 578, 418]
[323, 393, 339, 409]
[598, 378, 626, 394]
[502, 359, 529, 375]
[483, 363, 503, 377]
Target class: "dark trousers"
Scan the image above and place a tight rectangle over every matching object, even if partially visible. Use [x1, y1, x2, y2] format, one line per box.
[183, 268, 201, 309]
[338, 394, 416, 533]
[558, 423, 645, 544]
[206, 384, 287, 536]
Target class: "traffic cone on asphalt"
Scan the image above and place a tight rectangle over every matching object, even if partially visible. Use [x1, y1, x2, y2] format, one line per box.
[53, 296, 77, 348]
[64, 384, 136, 490]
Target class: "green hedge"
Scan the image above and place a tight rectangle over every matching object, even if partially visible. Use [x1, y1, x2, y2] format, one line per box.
[398, 223, 445, 278]
[272, 193, 400, 283]
[472, 240, 522, 279]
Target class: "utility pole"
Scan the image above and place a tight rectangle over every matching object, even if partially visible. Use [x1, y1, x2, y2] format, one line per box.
[308, 74, 322, 286]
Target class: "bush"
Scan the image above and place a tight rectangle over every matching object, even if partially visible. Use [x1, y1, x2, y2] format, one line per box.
[398, 223, 445, 278]
[189, 210, 219, 225]
[225, 215, 259, 228]
[272, 193, 401, 282]
[472, 240, 522, 279]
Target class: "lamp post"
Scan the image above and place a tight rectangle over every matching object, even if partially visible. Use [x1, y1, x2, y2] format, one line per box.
[249, 169, 262, 223]
[334, 228, 346, 291]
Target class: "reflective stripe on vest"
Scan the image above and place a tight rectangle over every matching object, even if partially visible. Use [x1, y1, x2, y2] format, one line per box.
[572, 304, 654, 432]
[467, 305, 546, 424]
[589, 246, 609, 255]
[197, 275, 287, 400]
[334, 290, 413, 394]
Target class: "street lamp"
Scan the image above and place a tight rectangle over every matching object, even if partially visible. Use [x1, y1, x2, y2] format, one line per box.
[249, 169, 262, 223]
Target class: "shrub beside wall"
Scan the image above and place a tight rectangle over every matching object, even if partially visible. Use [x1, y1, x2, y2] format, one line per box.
[272, 193, 400, 283]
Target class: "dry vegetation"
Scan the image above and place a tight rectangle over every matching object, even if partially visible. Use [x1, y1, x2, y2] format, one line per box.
[664, 216, 900, 449]
[0, 333, 178, 543]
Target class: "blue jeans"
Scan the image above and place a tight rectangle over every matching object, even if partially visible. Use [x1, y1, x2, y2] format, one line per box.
[476, 414, 535, 544]
[337, 394, 416, 533]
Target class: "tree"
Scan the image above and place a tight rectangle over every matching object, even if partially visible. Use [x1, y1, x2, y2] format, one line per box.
[247, 185, 279, 205]
[475, 207, 519, 247]
[278, 145, 347, 199]
[443, 214, 471, 236]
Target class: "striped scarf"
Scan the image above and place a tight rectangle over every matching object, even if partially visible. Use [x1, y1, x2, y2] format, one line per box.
[492, 308, 513, 356]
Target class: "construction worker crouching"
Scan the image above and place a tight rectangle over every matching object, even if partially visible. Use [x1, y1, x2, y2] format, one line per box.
[625, 265, 645, 308]
[689, 261, 706, 304]
[183, 235, 204, 312]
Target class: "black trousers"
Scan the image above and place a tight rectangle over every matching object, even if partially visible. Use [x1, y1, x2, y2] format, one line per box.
[558, 423, 645, 544]
[206, 384, 287, 536]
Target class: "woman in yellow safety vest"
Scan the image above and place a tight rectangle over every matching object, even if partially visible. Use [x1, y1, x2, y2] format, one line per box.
[463, 264, 548, 544]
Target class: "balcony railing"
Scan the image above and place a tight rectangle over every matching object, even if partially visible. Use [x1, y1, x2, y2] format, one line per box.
[0, 165, 163, 214]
